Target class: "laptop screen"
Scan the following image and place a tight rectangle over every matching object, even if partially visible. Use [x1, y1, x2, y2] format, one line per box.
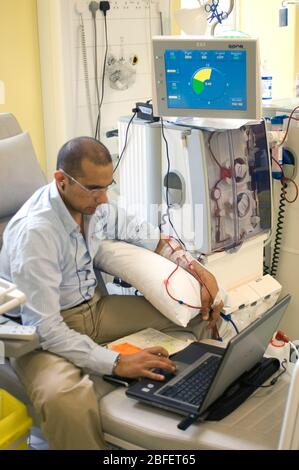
[201, 295, 291, 412]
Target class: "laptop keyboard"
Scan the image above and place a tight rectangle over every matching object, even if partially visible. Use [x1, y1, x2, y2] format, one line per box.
[158, 355, 221, 407]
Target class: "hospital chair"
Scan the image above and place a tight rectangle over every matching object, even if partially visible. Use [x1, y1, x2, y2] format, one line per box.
[1, 112, 299, 451]
[0, 112, 109, 446]
[0, 113, 46, 412]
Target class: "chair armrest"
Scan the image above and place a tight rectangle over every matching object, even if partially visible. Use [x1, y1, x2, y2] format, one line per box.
[2, 334, 40, 358]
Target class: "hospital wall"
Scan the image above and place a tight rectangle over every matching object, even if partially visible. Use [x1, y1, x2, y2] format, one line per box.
[0, 0, 46, 171]
[239, 0, 298, 100]
[1, 0, 297, 173]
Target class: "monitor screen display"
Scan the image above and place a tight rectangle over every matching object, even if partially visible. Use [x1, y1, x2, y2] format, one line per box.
[153, 36, 261, 121]
[165, 49, 247, 111]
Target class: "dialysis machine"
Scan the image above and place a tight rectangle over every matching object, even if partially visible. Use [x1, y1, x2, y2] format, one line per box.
[160, 121, 271, 255]
[118, 36, 282, 339]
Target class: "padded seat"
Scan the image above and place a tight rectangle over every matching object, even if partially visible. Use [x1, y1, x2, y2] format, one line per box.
[0, 113, 47, 427]
[100, 370, 291, 450]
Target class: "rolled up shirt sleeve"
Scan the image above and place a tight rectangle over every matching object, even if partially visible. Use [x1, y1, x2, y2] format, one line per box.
[101, 202, 160, 251]
[9, 226, 118, 375]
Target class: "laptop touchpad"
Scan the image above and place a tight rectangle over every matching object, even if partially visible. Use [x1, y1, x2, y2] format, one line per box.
[174, 361, 187, 373]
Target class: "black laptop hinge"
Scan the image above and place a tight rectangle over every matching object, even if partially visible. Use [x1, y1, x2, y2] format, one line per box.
[177, 357, 280, 430]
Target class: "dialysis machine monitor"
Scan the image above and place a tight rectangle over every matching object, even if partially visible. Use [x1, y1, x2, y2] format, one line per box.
[152, 36, 262, 121]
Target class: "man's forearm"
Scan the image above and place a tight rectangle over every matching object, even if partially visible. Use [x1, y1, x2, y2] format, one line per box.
[156, 236, 207, 277]
[156, 236, 223, 307]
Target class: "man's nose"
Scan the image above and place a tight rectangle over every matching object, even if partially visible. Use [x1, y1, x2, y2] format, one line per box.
[95, 191, 108, 204]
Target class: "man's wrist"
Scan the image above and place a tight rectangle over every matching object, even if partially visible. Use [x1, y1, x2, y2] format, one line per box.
[111, 353, 121, 375]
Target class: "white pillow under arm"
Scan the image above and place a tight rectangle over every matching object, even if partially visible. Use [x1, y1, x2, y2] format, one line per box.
[94, 240, 202, 327]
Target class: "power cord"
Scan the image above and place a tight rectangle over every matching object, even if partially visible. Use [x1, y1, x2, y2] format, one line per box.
[220, 311, 239, 335]
[113, 110, 137, 174]
[89, 2, 101, 140]
[99, 0, 110, 13]
[94, 1, 110, 140]
[275, 330, 299, 361]
[243, 359, 287, 388]
[160, 117, 186, 248]
[270, 155, 298, 277]
[74, 236, 97, 338]
[79, 14, 93, 134]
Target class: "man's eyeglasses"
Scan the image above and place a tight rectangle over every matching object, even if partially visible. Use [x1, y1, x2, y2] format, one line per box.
[59, 169, 116, 195]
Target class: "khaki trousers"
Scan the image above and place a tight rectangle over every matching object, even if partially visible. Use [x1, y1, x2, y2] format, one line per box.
[13, 292, 212, 450]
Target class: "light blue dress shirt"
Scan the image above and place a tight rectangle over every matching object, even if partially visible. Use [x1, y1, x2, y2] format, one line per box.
[0, 181, 160, 375]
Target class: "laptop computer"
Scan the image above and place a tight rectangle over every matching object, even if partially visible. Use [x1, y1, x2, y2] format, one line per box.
[126, 295, 291, 423]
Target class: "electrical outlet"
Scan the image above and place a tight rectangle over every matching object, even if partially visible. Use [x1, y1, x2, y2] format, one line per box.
[109, 0, 146, 12]
[107, 54, 117, 66]
[130, 54, 139, 65]
[142, 0, 150, 9]
[111, 0, 120, 9]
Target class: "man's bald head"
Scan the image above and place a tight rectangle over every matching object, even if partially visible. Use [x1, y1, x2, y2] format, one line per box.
[56, 137, 112, 177]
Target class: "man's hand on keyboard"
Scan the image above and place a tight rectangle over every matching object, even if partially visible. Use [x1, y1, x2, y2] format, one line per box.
[113, 346, 177, 381]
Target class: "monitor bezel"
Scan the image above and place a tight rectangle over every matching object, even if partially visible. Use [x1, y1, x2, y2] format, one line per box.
[152, 36, 261, 121]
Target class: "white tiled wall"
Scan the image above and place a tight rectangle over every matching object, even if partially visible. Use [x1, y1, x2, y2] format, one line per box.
[38, 0, 168, 175]
[73, 0, 162, 142]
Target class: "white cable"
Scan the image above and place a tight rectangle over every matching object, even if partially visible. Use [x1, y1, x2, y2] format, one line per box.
[289, 341, 299, 360]
[79, 15, 94, 136]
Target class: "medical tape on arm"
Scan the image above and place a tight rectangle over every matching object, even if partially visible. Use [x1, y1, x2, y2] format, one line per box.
[211, 289, 224, 308]
[160, 238, 224, 307]
[160, 238, 210, 273]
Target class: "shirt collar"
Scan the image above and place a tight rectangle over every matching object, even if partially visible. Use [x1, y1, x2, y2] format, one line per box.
[49, 181, 80, 236]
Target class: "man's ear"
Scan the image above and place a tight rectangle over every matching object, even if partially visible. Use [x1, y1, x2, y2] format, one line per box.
[54, 170, 65, 190]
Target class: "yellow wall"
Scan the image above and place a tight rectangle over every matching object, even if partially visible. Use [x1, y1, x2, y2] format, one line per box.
[239, 0, 297, 99]
[295, 7, 299, 77]
[0, 0, 46, 171]
[171, 0, 181, 34]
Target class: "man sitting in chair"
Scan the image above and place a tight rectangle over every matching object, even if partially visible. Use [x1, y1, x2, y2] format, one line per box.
[0, 137, 223, 450]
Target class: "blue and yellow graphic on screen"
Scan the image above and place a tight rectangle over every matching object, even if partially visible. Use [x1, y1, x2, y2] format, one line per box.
[165, 49, 247, 111]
